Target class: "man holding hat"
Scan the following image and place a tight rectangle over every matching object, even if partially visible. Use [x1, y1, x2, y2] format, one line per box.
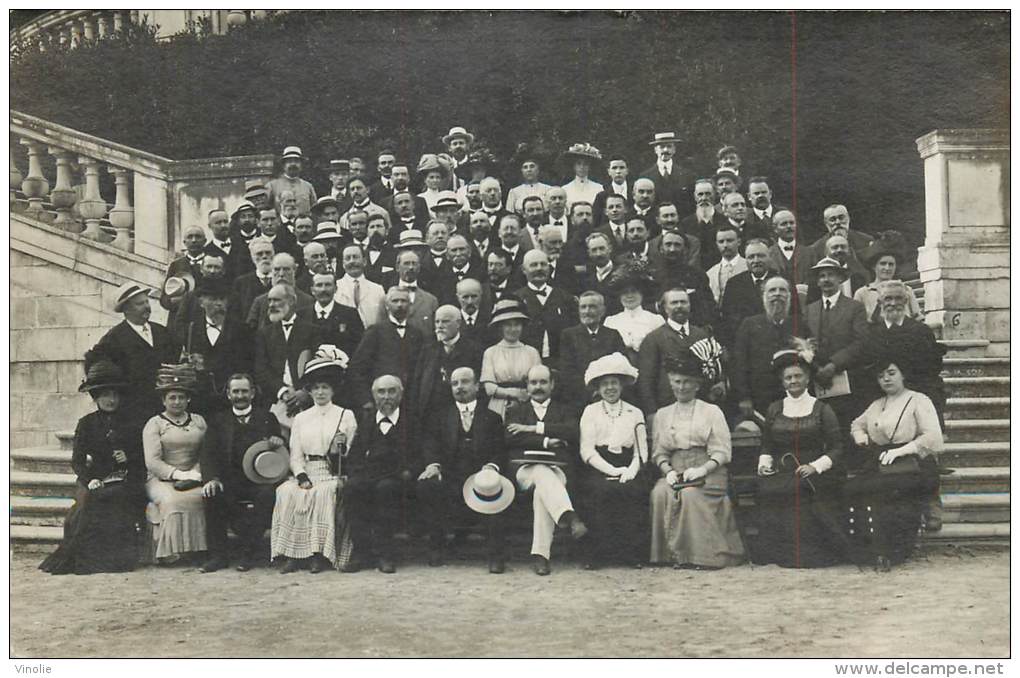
[639, 131, 691, 208]
[199, 373, 286, 572]
[161, 225, 207, 306]
[265, 146, 317, 215]
[89, 283, 180, 427]
[417, 366, 510, 572]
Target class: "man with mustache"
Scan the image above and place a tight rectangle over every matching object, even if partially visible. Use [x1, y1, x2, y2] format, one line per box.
[265, 146, 316, 215]
[253, 283, 320, 422]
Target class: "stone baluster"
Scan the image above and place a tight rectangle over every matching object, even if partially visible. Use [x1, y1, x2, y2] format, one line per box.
[58, 26, 70, 48]
[77, 157, 108, 240]
[97, 14, 110, 38]
[108, 168, 135, 251]
[19, 140, 50, 220]
[251, 10, 268, 20]
[47, 148, 79, 231]
[130, 11, 140, 25]
[69, 21, 82, 48]
[227, 10, 248, 28]
[82, 17, 96, 42]
[113, 11, 124, 33]
[10, 149, 23, 208]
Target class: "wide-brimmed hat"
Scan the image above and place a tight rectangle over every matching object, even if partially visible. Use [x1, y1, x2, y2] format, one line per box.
[313, 196, 339, 211]
[861, 233, 906, 269]
[433, 191, 461, 210]
[417, 153, 451, 177]
[393, 229, 427, 249]
[163, 276, 191, 300]
[299, 355, 348, 390]
[663, 352, 704, 380]
[810, 256, 850, 279]
[607, 260, 657, 298]
[584, 352, 639, 390]
[242, 439, 290, 485]
[463, 467, 515, 515]
[454, 150, 495, 179]
[281, 146, 304, 161]
[154, 363, 199, 393]
[561, 142, 603, 164]
[488, 298, 530, 326]
[79, 360, 127, 394]
[442, 126, 476, 147]
[113, 282, 150, 313]
[648, 131, 681, 146]
[312, 222, 342, 242]
[244, 181, 268, 201]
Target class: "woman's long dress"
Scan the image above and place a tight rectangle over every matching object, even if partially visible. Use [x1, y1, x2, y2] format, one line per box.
[39, 410, 147, 574]
[143, 413, 209, 560]
[649, 399, 745, 567]
[480, 340, 543, 419]
[754, 398, 850, 568]
[271, 403, 358, 568]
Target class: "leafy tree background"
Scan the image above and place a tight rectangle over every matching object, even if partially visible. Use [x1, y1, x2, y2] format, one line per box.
[10, 10, 1009, 246]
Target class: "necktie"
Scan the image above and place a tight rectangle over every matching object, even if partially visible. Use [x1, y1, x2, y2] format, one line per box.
[825, 299, 833, 311]
[461, 406, 473, 432]
[466, 316, 474, 327]
[236, 414, 249, 425]
[260, 276, 271, 289]
[379, 416, 393, 435]
[140, 324, 152, 345]
[353, 279, 361, 307]
[553, 220, 563, 227]
[677, 325, 687, 339]
[615, 226, 623, 241]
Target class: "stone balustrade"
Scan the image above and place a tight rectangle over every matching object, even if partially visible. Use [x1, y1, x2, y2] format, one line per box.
[10, 109, 274, 264]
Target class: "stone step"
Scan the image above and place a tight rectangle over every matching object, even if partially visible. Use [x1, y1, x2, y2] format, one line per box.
[922, 521, 1010, 545]
[940, 442, 1010, 467]
[10, 470, 77, 497]
[941, 493, 1010, 524]
[944, 397, 1010, 420]
[943, 376, 1010, 398]
[10, 524, 65, 552]
[943, 418, 1010, 444]
[10, 447, 73, 474]
[56, 430, 74, 451]
[939, 339, 991, 358]
[942, 357, 1010, 378]
[940, 467, 1010, 494]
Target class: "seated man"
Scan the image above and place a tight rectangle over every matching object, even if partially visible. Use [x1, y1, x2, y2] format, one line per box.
[505, 365, 588, 576]
[199, 373, 284, 573]
[417, 367, 509, 572]
[345, 375, 419, 574]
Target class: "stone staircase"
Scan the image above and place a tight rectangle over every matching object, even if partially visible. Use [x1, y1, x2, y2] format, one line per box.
[11, 353, 1010, 553]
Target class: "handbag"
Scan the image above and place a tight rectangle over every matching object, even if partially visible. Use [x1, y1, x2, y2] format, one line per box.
[846, 397, 923, 496]
[755, 452, 817, 501]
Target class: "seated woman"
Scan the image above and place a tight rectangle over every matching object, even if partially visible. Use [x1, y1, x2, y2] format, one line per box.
[603, 262, 664, 364]
[143, 364, 209, 564]
[271, 355, 358, 573]
[854, 236, 922, 322]
[846, 357, 944, 571]
[754, 349, 849, 568]
[40, 361, 147, 575]
[480, 298, 542, 420]
[578, 353, 648, 569]
[649, 352, 745, 569]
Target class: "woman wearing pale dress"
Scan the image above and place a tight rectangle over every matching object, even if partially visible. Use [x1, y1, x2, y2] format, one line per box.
[603, 262, 664, 363]
[853, 239, 921, 322]
[143, 365, 209, 563]
[648, 352, 745, 568]
[560, 143, 604, 210]
[577, 353, 649, 568]
[272, 356, 358, 573]
[480, 298, 542, 420]
[416, 154, 450, 214]
[846, 358, 944, 570]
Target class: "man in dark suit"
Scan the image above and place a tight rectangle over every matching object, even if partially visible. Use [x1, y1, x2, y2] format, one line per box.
[160, 225, 207, 312]
[731, 276, 809, 420]
[454, 277, 494, 347]
[806, 233, 869, 303]
[433, 235, 486, 307]
[308, 273, 364, 360]
[367, 151, 397, 204]
[167, 255, 227, 341]
[629, 177, 662, 237]
[362, 213, 397, 284]
[199, 373, 284, 572]
[703, 192, 772, 270]
[516, 250, 579, 368]
[638, 131, 691, 211]
[417, 367, 507, 571]
[259, 209, 299, 261]
[382, 187, 429, 234]
[636, 287, 714, 415]
[558, 291, 627, 407]
[224, 202, 262, 278]
[203, 209, 239, 282]
[536, 225, 581, 295]
[408, 305, 483, 424]
[808, 203, 874, 263]
[652, 231, 718, 330]
[767, 208, 813, 287]
[595, 193, 629, 252]
[804, 257, 870, 430]
[377, 249, 440, 339]
[89, 283, 180, 427]
[577, 232, 617, 309]
[681, 178, 729, 264]
[345, 375, 419, 573]
[651, 201, 702, 270]
[246, 253, 314, 330]
[351, 286, 426, 410]
[496, 214, 532, 283]
[745, 176, 777, 234]
[482, 249, 516, 308]
[717, 239, 777, 349]
[415, 221, 453, 296]
[252, 283, 320, 422]
[504, 365, 587, 576]
[592, 155, 634, 226]
[230, 237, 276, 325]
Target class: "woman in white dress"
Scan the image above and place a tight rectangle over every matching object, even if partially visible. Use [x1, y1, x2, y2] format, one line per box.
[271, 355, 358, 573]
[604, 262, 664, 363]
[416, 154, 450, 214]
[560, 143, 604, 210]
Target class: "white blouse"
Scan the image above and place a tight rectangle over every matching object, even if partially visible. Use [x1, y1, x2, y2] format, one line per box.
[851, 389, 944, 459]
[562, 178, 604, 210]
[579, 400, 648, 466]
[288, 403, 358, 476]
[605, 308, 665, 352]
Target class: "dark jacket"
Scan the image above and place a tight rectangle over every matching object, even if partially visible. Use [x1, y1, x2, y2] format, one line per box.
[504, 398, 580, 471]
[515, 284, 579, 366]
[347, 408, 420, 481]
[423, 401, 504, 481]
[200, 407, 282, 484]
[253, 318, 323, 399]
[408, 335, 484, 423]
[636, 321, 711, 414]
[730, 313, 809, 414]
[309, 302, 365, 359]
[89, 321, 179, 424]
[558, 324, 627, 406]
[71, 410, 146, 488]
[349, 320, 426, 407]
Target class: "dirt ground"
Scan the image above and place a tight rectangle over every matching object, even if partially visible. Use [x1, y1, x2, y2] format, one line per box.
[9, 545, 1009, 658]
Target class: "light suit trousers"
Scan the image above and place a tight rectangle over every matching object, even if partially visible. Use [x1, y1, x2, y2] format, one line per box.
[515, 464, 573, 559]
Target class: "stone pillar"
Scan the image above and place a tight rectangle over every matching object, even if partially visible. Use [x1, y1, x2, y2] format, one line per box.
[19, 140, 50, 220]
[113, 11, 125, 33]
[916, 129, 1009, 356]
[82, 17, 96, 41]
[97, 14, 110, 38]
[77, 157, 108, 241]
[10, 148, 23, 208]
[132, 173, 170, 260]
[69, 21, 83, 48]
[108, 168, 135, 252]
[48, 148, 79, 231]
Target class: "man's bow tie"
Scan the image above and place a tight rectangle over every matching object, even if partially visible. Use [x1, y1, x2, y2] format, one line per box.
[533, 287, 549, 298]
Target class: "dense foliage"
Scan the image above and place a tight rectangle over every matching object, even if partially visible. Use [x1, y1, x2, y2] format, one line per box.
[10, 10, 1009, 244]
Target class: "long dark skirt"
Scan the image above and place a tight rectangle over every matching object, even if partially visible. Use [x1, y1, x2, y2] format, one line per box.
[753, 472, 851, 568]
[579, 470, 650, 564]
[39, 482, 145, 575]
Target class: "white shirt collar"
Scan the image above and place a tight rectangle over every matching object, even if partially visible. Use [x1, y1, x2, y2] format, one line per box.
[884, 318, 905, 329]
[754, 206, 773, 219]
[459, 400, 477, 414]
[314, 300, 334, 315]
[822, 291, 843, 307]
[441, 333, 461, 348]
[125, 319, 149, 331]
[377, 408, 400, 425]
[504, 243, 519, 256]
[531, 399, 550, 414]
[232, 405, 253, 417]
[666, 319, 689, 334]
[388, 314, 406, 327]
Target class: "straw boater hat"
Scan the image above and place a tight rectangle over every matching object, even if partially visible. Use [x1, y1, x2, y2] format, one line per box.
[154, 363, 199, 393]
[442, 126, 475, 147]
[312, 222, 342, 243]
[463, 467, 515, 515]
[810, 256, 850, 279]
[487, 298, 530, 327]
[329, 159, 351, 172]
[78, 360, 127, 394]
[584, 352, 639, 390]
[162, 276, 192, 301]
[281, 146, 304, 161]
[393, 229, 428, 249]
[232, 200, 258, 218]
[561, 142, 603, 166]
[313, 195, 339, 212]
[648, 131, 681, 146]
[242, 439, 290, 485]
[432, 191, 461, 211]
[113, 282, 150, 313]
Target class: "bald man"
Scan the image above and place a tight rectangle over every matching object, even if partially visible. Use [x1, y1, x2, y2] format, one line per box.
[515, 249, 579, 367]
[408, 305, 484, 423]
[160, 224, 207, 311]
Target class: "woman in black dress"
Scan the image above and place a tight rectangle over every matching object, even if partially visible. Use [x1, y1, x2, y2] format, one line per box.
[39, 361, 147, 574]
[754, 349, 850, 568]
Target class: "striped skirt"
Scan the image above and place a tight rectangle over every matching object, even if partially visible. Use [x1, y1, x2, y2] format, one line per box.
[270, 459, 353, 568]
